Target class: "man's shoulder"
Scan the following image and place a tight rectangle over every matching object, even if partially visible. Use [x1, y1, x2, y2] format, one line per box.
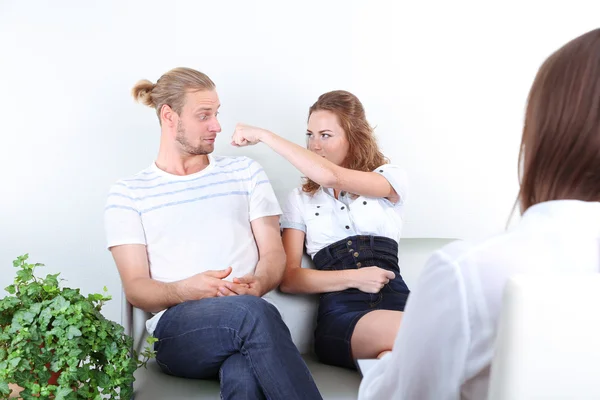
[212, 155, 262, 175]
[213, 154, 256, 166]
[109, 166, 156, 193]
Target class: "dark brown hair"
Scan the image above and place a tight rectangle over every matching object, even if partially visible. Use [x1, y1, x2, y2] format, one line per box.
[302, 90, 388, 194]
[517, 28, 600, 213]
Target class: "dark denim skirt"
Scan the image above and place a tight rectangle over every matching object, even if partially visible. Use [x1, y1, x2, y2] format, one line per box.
[313, 235, 410, 369]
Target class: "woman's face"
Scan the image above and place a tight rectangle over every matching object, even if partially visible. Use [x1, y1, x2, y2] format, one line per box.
[306, 110, 350, 166]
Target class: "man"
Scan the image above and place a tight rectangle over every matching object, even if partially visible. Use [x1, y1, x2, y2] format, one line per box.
[104, 67, 322, 400]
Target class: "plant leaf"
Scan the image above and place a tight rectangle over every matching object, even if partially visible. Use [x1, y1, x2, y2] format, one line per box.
[66, 326, 82, 340]
[54, 387, 73, 400]
[0, 380, 10, 396]
[51, 296, 70, 312]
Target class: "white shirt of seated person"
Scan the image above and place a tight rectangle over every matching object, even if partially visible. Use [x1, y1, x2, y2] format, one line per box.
[358, 199, 600, 400]
[280, 164, 408, 258]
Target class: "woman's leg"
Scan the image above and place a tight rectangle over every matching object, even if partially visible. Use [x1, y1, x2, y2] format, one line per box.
[350, 310, 403, 359]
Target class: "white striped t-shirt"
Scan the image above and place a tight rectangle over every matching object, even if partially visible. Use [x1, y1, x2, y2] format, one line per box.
[104, 154, 282, 334]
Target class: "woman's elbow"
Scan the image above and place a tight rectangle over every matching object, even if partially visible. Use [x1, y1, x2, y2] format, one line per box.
[312, 165, 340, 188]
[279, 278, 294, 294]
[279, 270, 300, 294]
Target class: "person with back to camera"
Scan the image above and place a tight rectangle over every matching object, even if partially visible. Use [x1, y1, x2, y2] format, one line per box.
[357, 28, 600, 400]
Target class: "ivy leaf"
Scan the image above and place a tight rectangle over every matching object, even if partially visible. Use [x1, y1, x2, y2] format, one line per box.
[66, 326, 82, 340]
[105, 341, 118, 359]
[43, 273, 60, 286]
[8, 319, 23, 333]
[87, 293, 104, 302]
[8, 357, 21, 369]
[38, 306, 53, 328]
[50, 359, 63, 372]
[51, 296, 70, 312]
[96, 370, 110, 387]
[54, 387, 73, 400]
[16, 269, 33, 282]
[25, 283, 43, 298]
[0, 380, 10, 396]
[4, 284, 16, 295]
[22, 310, 36, 324]
[61, 288, 79, 300]
[52, 315, 68, 328]
[120, 385, 133, 399]
[29, 302, 42, 315]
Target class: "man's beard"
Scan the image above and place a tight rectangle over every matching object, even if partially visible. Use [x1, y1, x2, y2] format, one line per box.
[175, 120, 213, 155]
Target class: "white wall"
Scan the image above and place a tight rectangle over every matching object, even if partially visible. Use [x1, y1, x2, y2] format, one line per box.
[1, 0, 598, 323]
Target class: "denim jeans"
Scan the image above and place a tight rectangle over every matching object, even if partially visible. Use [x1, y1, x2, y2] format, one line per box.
[153, 295, 323, 400]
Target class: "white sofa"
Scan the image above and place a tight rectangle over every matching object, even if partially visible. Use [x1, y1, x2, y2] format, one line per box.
[123, 238, 454, 399]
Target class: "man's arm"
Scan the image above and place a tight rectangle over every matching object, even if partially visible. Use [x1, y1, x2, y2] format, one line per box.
[251, 215, 287, 293]
[112, 244, 233, 313]
[222, 215, 286, 297]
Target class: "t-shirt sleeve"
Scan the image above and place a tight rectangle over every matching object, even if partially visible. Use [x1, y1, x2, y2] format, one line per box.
[374, 164, 408, 206]
[280, 189, 306, 232]
[247, 159, 282, 221]
[104, 182, 146, 249]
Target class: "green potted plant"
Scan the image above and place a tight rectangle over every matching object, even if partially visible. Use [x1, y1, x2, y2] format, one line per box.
[0, 254, 156, 399]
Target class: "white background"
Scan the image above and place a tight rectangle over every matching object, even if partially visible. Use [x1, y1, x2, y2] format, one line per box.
[1, 0, 598, 323]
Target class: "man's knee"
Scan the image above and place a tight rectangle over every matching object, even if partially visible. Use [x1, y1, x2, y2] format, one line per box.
[230, 295, 277, 313]
[221, 295, 281, 323]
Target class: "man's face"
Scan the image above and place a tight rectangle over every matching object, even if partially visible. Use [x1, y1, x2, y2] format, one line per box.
[175, 90, 221, 155]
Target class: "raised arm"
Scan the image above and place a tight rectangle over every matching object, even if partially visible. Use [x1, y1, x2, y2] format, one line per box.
[232, 124, 402, 202]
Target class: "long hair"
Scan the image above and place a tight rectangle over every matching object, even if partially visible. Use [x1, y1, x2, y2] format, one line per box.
[302, 90, 388, 194]
[516, 28, 600, 213]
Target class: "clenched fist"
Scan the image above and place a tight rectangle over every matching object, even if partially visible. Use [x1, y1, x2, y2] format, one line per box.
[231, 123, 270, 147]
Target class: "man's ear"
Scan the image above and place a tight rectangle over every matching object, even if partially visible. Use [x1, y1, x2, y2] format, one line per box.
[160, 104, 176, 128]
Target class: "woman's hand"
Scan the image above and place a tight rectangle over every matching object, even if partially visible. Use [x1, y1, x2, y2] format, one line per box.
[350, 267, 396, 293]
[231, 123, 271, 147]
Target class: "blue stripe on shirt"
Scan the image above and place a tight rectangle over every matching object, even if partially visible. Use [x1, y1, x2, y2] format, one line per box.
[104, 205, 141, 214]
[116, 160, 257, 190]
[108, 168, 265, 201]
[105, 190, 254, 215]
[140, 190, 250, 214]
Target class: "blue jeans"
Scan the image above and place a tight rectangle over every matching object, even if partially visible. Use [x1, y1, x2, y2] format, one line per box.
[153, 295, 323, 400]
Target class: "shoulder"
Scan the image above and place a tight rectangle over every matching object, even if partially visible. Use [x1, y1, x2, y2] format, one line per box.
[213, 155, 266, 178]
[287, 186, 318, 203]
[212, 155, 256, 169]
[426, 231, 522, 306]
[108, 166, 155, 194]
[435, 230, 518, 268]
[281, 187, 315, 211]
[373, 164, 408, 181]
[373, 163, 405, 173]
